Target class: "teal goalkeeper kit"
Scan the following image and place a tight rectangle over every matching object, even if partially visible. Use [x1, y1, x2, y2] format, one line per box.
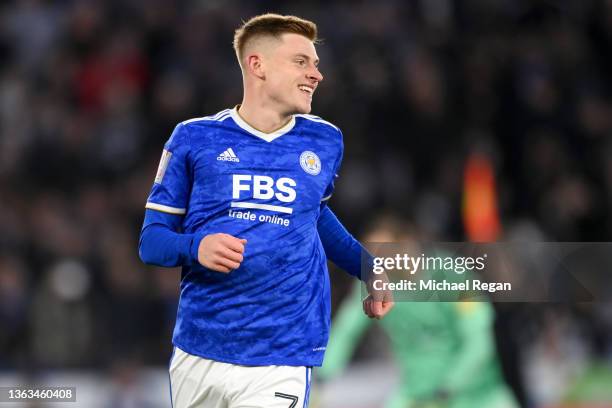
[320, 282, 518, 408]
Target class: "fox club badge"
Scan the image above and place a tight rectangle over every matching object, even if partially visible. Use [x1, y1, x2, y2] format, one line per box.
[299, 151, 321, 175]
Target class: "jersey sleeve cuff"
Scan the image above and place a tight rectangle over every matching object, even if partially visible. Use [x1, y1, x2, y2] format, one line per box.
[145, 202, 187, 215]
[190, 231, 208, 265]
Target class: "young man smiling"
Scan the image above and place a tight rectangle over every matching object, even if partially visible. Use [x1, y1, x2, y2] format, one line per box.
[139, 13, 393, 408]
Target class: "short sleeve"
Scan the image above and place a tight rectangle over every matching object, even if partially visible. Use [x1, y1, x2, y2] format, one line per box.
[145, 123, 192, 215]
[321, 130, 344, 204]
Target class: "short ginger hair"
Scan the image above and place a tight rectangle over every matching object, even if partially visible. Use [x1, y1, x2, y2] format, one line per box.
[233, 13, 318, 69]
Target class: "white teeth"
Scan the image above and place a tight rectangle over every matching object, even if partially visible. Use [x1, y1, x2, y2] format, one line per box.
[299, 85, 313, 94]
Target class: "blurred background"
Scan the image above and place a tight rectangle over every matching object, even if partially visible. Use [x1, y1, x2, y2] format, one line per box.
[1, 0, 612, 407]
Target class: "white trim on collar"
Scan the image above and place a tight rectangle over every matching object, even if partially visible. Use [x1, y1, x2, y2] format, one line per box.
[229, 107, 296, 142]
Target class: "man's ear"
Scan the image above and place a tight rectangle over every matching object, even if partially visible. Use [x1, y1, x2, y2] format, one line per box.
[246, 54, 265, 80]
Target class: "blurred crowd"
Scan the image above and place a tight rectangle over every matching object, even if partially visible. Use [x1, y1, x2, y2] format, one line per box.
[1, 0, 612, 406]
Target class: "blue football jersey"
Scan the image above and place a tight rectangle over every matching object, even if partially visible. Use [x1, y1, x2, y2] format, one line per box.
[145, 107, 343, 366]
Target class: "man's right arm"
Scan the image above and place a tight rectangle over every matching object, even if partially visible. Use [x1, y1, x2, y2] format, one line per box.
[139, 209, 247, 271]
[138, 209, 202, 267]
[140, 122, 245, 271]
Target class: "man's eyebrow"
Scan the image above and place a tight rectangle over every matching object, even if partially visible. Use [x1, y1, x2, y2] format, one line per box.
[293, 53, 320, 65]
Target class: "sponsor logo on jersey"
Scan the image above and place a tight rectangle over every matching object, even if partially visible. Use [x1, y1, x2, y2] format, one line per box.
[299, 151, 321, 175]
[230, 174, 297, 226]
[232, 175, 296, 213]
[217, 148, 240, 162]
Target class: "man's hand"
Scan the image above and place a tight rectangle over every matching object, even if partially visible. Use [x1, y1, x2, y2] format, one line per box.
[362, 293, 394, 319]
[198, 233, 247, 273]
[363, 271, 394, 319]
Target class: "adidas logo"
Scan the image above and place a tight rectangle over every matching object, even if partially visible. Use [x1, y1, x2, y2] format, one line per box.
[217, 148, 240, 162]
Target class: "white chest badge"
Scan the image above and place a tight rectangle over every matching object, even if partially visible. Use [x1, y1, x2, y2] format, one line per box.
[300, 151, 321, 175]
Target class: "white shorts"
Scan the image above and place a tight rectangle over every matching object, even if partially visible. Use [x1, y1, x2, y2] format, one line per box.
[169, 347, 312, 408]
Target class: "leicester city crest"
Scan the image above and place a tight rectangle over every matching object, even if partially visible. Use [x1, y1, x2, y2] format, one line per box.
[299, 151, 321, 175]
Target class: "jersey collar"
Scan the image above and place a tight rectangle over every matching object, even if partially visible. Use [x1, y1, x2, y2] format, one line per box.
[230, 106, 296, 143]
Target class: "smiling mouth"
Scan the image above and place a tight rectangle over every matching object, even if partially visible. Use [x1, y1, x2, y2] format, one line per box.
[298, 85, 314, 96]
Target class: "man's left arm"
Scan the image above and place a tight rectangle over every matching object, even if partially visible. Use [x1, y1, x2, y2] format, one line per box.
[317, 206, 362, 278]
[317, 206, 394, 319]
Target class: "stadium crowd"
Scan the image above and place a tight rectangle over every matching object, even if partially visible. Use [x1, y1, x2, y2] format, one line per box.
[1, 0, 612, 406]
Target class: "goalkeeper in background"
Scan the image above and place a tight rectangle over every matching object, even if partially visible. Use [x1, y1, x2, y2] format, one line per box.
[318, 215, 518, 408]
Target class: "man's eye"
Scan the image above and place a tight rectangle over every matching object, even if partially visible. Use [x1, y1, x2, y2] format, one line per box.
[296, 59, 306, 66]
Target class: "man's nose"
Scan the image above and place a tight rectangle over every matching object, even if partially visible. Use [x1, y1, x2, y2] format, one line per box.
[309, 66, 323, 82]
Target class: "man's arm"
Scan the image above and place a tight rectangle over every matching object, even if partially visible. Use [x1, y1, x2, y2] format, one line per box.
[139, 209, 246, 272]
[317, 206, 364, 279]
[141, 122, 246, 272]
[318, 206, 394, 319]
[139, 209, 202, 267]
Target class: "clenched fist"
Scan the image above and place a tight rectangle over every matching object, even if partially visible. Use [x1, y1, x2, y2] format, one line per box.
[363, 272, 394, 319]
[197, 233, 247, 273]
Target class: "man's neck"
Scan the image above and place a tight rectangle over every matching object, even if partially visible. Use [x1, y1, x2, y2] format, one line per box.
[237, 100, 293, 134]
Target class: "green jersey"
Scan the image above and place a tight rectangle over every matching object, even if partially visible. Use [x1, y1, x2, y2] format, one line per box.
[319, 281, 518, 408]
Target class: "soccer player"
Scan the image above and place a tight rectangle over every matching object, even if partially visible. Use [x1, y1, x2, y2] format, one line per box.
[138, 13, 393, 408]
[319, 216, 518, 408]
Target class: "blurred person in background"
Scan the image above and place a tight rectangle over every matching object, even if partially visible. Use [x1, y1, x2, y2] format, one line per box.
[318, 214, 518, 408]
[29, 259, 95, 368]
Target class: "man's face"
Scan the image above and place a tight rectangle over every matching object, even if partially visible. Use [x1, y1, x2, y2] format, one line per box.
[262, 33, 323, 115]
